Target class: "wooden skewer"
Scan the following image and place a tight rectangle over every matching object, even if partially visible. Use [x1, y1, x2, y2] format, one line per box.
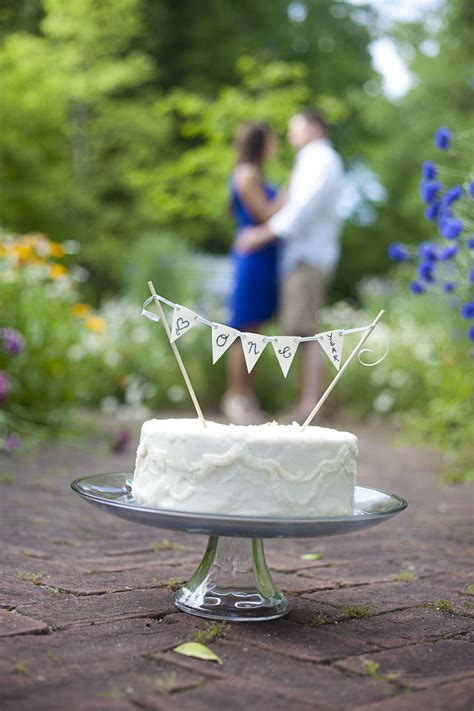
[300, 310, 385, 432]
[147, 281, 207, 429]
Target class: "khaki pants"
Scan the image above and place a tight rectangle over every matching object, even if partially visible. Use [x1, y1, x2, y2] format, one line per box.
[280, 263, 326, 337]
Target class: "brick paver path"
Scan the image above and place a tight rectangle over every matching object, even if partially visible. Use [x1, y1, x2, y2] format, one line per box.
[1, 417, 473, 710]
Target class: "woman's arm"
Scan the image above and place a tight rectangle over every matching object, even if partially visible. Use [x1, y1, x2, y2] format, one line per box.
[234, 164, 283, 222]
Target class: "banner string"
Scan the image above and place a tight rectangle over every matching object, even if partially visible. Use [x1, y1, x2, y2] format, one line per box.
[141, 293, 372, 343]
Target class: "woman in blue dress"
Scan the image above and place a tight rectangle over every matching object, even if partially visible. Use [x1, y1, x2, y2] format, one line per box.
[222, 121, 285, 424]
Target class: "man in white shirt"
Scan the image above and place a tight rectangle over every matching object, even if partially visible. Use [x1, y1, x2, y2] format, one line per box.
[236, 109, 344, 422]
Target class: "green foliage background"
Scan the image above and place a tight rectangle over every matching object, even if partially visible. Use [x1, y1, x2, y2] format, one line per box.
[0, 0, 472, 476]
[1, 0, 471, 299]
[0, 0, 380, 299]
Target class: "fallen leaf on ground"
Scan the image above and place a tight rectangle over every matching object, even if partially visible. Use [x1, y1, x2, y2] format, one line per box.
[301, 553, 322, 561]
[172, 642, 223, 665]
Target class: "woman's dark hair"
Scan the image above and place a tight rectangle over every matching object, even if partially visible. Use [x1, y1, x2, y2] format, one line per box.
[235, 121, 271, 165]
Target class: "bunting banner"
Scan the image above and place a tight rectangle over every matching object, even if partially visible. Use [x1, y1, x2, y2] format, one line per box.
[317, 330, 344, 371]
[141, 291, 380, 378]
[271, 336, 299, 378]
[171, 305, 198, 342]
[211, 324, 240, 364]
[241, 333, 269, 373]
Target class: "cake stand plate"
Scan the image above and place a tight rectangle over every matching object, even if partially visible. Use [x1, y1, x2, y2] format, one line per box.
[71, 473, 407, 623]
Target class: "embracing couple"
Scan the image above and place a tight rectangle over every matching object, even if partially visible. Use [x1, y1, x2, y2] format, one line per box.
[222, 108, 344, 425]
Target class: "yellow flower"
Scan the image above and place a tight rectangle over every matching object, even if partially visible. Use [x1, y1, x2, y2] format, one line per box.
[49, 241, 65, 257]
[85, 316, 106, 333]
[50, 264, 67, 279]
[72, 303, 92, 318]
[16, 244, 33, 260]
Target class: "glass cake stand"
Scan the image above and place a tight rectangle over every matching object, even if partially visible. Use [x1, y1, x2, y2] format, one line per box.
[71, 473, 407, 622]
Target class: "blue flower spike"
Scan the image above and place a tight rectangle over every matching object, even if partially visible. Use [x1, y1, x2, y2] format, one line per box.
[425, 202, 440, 221]
[417, 261, 436, 283]
[439, 217, 463, 240]
[435, 127, 451, 150]
[461, 302, 474, 319]
[420, 181, 441, 204]
[410, 281, 425, 295]
[443, 185, 463, 206]
[439, 245, 458, 261]
[418, 242, 437, 262]
[422, 161, 437, 180]
[388, 243, 410, 262]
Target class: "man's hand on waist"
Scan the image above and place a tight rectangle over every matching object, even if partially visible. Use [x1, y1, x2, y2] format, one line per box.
[235, 224, 275, 254]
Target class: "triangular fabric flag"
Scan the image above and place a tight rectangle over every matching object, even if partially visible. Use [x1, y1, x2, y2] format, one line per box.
[241, 333, 268, 373]
[170, 305, 198, 342]
[271, 336, 299, 378]
[317, 330, 344, 371]
[211, 324, 239, 364]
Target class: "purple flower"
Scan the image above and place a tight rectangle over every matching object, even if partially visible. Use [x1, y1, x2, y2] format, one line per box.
[1, 328, 24, 356]
[417, 261, 436, 283]
[461, 302, 474, 319]
[469, 325, 474, 342]
[468, 181, 474, 198]
[420, 181, 441, 204]
[111, 428, 131, 454]
[418, 242, 437, 262]
[439, 217, 463, 239]
[410, 281, 425, 294]
[468, 237, 474, 249]
[0, 371, 10, 405]
[425, 201, 440, 221]
[439, 245, 458, 261]
[435, 127, 451, 150]
[443, 282, 455, 293]
[442, 185, 463, 206]
[4, 433, 20, 452]
[422, 161, 437, 180]
[388, 243, 411, 262]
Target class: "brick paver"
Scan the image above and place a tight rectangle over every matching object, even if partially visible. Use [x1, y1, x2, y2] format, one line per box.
[0, 416, 472, 710]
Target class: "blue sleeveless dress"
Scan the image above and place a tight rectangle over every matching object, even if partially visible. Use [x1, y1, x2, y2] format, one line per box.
[228, 180, 279, 330]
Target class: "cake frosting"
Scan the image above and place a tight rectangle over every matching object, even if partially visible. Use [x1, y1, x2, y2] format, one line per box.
[132, 419, 358, 516]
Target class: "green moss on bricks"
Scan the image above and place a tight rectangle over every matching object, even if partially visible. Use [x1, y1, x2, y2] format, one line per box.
[392, 570, 416, 582]
[310, 613, 330, 626]
[15, 570, 44, 585]
[193, 621, 228, 644]
[14, 661, 29, 674]
[151, 539, 191, 552]
[361, 659, 380, 676]
[341, 603, 379, 619]
[361, 658, 401, 683]
[165, 576, 181, 591]
[436, 599, 456, 614]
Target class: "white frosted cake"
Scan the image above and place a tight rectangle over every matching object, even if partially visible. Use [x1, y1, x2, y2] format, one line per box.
[132, 419, 358, 516]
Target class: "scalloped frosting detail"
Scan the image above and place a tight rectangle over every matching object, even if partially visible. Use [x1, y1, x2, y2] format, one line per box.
[133, 427, 357, 516]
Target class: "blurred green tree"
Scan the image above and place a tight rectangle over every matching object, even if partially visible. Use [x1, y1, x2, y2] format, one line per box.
[343, 0, 474, 298]
[0, 0, 381, 298]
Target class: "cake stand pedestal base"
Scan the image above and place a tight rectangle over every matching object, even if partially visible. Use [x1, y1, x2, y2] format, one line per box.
[174, 536, 289, 622]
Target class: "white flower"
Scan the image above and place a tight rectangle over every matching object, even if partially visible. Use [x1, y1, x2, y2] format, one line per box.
[101, 395, 119, 414]
[167, 385, 185, 403]
[373, 390, 395, 413]
[68, 344, 85, 361]
[388, 369, 408, 388]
